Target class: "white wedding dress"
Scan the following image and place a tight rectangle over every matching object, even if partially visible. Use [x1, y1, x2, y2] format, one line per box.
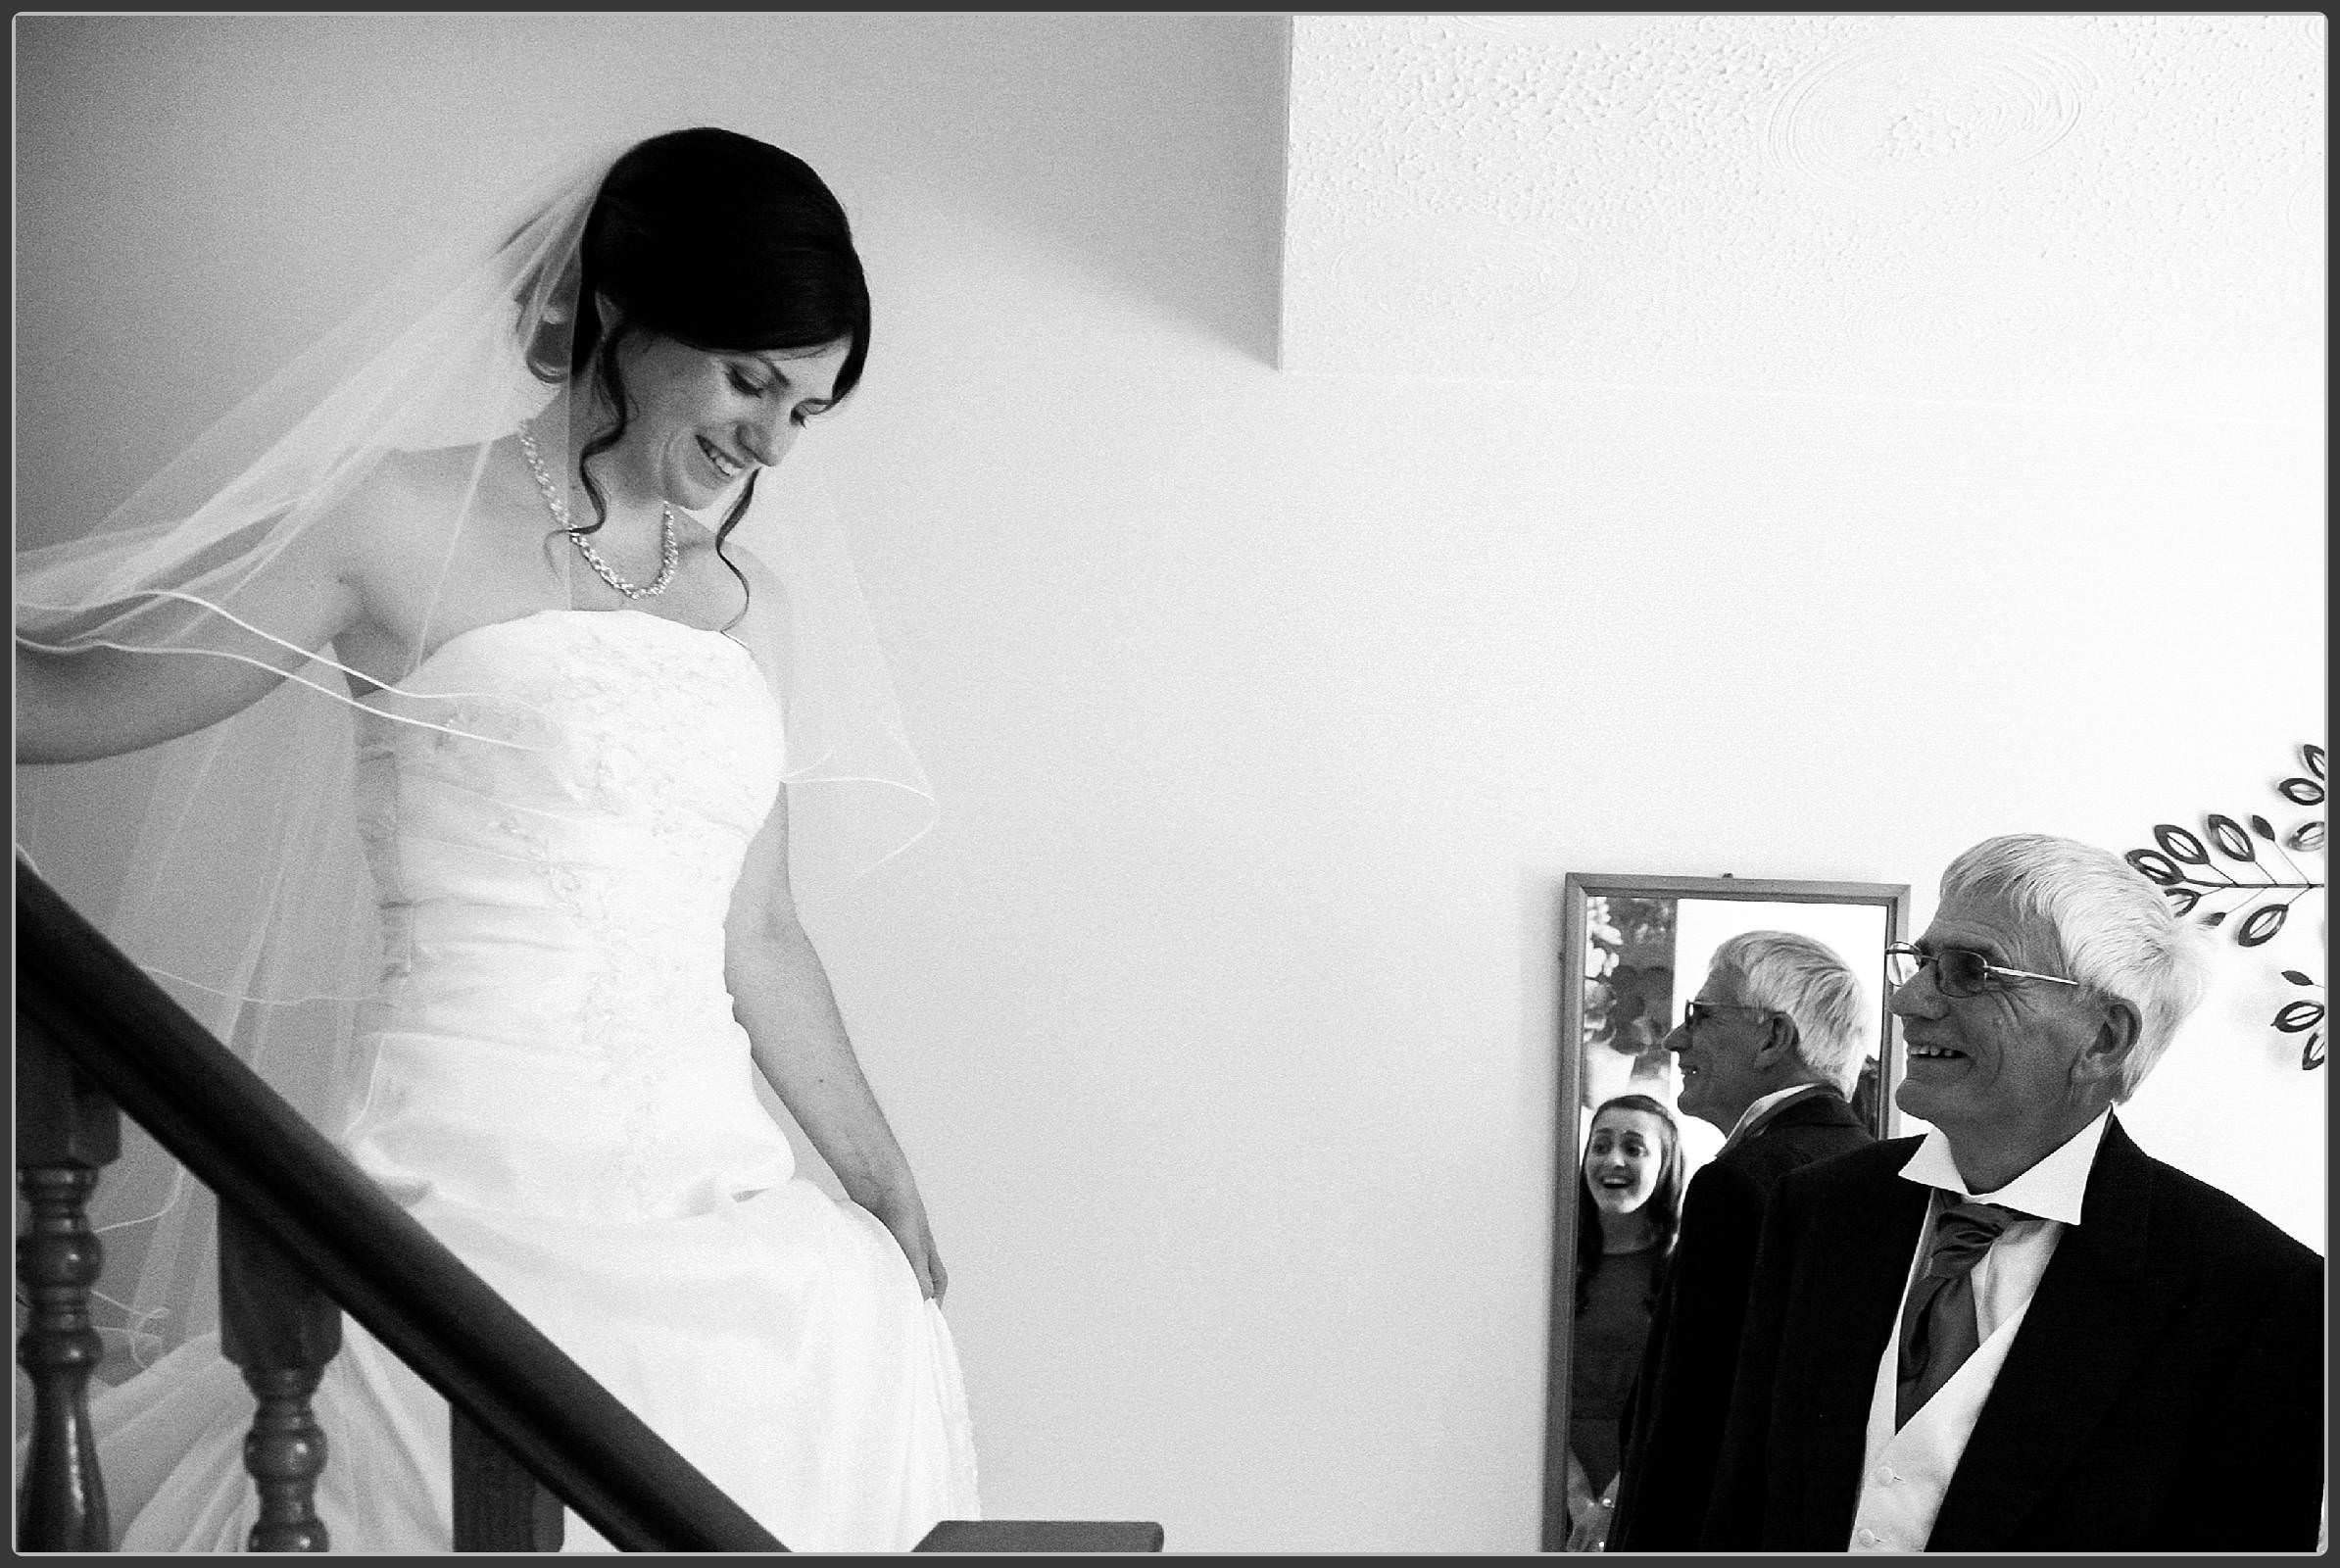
[82, 608, 980, 1552]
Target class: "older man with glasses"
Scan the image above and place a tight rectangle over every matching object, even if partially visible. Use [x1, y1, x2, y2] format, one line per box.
[1602, 930, 1876, 1551]
[1700, 833, 2322, 1552]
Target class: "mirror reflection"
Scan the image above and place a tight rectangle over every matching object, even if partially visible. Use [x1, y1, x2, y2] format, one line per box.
[1581, 894, 1897, 1170]
[1546, 874, 1909, 1551]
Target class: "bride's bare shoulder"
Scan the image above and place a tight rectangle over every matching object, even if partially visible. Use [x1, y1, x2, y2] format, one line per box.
[329, 441, 526, 562]
[718, 536, 789, 631]
[723, 535, 780, 591]
[349, 443, 502, 519]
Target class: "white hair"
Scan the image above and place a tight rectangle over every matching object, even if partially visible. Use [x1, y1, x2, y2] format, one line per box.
[1711, 930, 1869, 1099]
[1939, 833, 2213, 1100]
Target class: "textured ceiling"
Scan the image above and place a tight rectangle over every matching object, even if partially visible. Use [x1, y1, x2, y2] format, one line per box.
[1281, 14, 2325, 421]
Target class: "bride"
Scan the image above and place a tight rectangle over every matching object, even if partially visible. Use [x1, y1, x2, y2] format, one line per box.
[15, 125, 979, 1551]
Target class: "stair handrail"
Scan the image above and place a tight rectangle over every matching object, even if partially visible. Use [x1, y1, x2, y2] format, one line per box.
[13, 854, 785, 1551]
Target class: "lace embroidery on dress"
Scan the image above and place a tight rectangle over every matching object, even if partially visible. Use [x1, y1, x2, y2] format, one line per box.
[346, 612, 785, 1215]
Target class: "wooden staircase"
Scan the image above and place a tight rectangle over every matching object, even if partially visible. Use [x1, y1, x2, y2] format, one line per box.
[14, 858, 1162, 1553]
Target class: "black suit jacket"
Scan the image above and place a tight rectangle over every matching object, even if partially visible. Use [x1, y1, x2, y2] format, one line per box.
[1608, 1088, 1874, 1550]
[1700, 1116, 2324, 1550]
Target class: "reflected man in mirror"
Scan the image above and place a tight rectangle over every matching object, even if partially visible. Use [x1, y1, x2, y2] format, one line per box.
[1604, 931, 1875, 1550]
[1701, 834, 2323, 1551]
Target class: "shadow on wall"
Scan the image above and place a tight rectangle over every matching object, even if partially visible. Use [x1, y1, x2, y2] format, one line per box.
[805, 12, 1291, 368]
[16, 13, 1292, 397]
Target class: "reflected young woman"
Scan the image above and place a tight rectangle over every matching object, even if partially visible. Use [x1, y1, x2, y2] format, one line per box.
[1563, 1094, 1683, 1551]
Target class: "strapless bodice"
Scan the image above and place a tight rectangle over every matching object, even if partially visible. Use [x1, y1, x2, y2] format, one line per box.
[344, 610, 797, 1217]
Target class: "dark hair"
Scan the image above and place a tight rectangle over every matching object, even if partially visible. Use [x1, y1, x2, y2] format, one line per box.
[1573, 1093, 1685, 1314]
[563, 126, 872, 615]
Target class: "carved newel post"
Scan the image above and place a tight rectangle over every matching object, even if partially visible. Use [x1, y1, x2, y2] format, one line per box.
[219, 1206, 342, 1551]
[15, 1027, 121, 1550]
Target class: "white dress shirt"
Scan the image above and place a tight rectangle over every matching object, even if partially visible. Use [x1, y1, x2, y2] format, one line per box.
[1846, 1109, 2111, 1552]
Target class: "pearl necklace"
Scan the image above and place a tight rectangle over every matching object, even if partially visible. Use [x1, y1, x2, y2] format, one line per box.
[516, 421, 680, 601]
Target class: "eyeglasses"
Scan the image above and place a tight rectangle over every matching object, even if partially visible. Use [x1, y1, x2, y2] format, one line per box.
[1680, 1001, 1776, 1033]
[1884, 942, 2081, 998]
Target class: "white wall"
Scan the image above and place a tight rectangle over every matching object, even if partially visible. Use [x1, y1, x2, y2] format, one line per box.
[16, 15, 2324, 1554]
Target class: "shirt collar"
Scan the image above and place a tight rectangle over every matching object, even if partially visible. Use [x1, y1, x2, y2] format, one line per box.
[1723, 1083, 1823, 1145]
[1897, 1107, 2109, 1226]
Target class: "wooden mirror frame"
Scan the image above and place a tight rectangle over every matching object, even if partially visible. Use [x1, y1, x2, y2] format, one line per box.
[1540, 872, 1911, 1551]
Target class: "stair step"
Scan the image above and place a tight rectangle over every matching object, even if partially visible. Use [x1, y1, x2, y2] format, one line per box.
[916, 1519, 1165, 1552]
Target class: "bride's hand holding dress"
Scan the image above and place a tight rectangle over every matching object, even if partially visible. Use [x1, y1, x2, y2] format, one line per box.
[723, 703, 951, 1303]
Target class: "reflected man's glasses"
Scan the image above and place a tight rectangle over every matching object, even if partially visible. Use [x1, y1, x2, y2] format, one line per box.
[1884, 942, 2081, 998]
[1680, 1001, 1776, 1034]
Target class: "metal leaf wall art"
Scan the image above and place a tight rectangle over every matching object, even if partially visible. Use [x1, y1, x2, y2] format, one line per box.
[2124, 743, 2327, 1070]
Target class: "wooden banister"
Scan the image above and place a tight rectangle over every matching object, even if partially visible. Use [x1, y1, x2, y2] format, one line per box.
[14, 857, 783, 1552]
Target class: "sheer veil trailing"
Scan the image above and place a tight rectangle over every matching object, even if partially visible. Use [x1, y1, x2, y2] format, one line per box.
[15, 138, 936, 1373]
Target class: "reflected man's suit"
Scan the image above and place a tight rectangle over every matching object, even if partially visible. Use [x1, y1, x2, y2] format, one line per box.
[1609, 1085, 1872, 1550]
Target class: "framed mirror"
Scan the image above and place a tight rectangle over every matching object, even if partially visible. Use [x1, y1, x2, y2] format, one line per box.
[1541, 872, 1910, 1551]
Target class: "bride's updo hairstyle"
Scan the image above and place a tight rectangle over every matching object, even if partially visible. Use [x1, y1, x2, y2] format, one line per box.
[563, 126, 872, 577]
